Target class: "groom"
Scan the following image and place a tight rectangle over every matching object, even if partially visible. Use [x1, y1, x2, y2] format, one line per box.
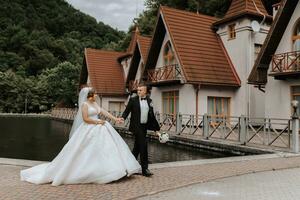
[121, 83, 160, 177]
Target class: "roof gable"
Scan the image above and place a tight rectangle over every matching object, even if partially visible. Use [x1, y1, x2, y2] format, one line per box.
[215, 0, 272, 25]
[126, 27, 139, 53]
[248, 0, 300, 85]
[137, 35, 151, 62]
[84, 48, 126, 95]
[145, 6, 240, 87]
[226, 0, 269, 17]
[126, 35, 151, 84]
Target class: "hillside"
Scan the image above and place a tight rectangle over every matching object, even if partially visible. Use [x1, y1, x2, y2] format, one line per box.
[0, 0, 125, 112]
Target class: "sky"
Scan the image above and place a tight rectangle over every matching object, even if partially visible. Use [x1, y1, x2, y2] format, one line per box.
[65, 0, 146, 31]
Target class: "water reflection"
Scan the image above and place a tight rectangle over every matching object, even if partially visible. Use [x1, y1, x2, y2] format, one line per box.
[0, 117, 230, 163]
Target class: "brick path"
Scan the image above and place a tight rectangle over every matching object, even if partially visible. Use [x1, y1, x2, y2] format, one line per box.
[1, 154, 300, 200]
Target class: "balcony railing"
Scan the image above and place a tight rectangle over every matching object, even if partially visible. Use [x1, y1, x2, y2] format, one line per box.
[128, 80, 139, 92]
[146, 64, 182, 84]
[270, 50, 300, 76]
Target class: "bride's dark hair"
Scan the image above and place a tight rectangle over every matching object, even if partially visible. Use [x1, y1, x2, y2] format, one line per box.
[87, 89, 96, 99]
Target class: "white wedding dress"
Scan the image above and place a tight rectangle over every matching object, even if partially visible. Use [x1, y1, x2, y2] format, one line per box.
[20, 101, 141, 186]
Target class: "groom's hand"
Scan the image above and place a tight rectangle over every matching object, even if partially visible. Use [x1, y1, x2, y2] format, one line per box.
[155, 131, 160, 137]
[115, 118, 124, 124]
[119, 118, 125, 123]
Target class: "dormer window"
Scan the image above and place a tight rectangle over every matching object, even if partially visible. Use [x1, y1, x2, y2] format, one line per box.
[293, 20, 300, 51]
[228, 24, 236, 40]
[163, 41, 175, 65]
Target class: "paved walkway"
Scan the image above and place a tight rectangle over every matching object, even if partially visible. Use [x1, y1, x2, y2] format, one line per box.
[139, 167, 300, 200]
[1, 153, 300, 200]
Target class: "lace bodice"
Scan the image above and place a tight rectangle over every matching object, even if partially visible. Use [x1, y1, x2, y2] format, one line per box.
[84, 102, 101, 120]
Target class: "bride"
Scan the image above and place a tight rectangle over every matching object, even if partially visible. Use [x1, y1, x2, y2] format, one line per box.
[20, 87, 141, 186]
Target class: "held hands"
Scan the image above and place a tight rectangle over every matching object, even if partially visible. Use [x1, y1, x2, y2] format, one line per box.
[115, 117, 125, 124]
[95, 120, 105, 125]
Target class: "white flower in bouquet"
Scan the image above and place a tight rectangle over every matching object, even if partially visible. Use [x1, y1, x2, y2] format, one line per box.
[158, 131, 169, 143]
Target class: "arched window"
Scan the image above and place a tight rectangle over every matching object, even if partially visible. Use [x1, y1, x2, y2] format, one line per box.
[293, 20, 300, 51]
[163, 41, 175, 65]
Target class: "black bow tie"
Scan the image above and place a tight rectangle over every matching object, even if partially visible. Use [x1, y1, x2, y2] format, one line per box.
[141, 97, 147, 101]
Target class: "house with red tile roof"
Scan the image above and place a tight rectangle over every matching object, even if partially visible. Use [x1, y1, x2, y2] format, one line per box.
[248, 0, 300, 119]
[79, 48, 128, 112]
[79, 27, 151, 112]
[79, 0, 275, 118]
[141, 0, 273, 118]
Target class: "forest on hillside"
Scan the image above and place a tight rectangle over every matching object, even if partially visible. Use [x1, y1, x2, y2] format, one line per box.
[0, 0, 125, 112]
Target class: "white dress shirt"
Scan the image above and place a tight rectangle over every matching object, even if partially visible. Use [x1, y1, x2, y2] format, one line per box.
[139, 97, 149, 124]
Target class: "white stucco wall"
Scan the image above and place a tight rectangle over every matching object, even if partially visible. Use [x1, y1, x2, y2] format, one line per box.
[98, 96, 127, 112]
[120, 57, 132, 81]
[150, 84, 239, 116]
[217, 18, 270, 118]
[150, 84, 195, 115]
[265, 1, 300, 119]
[135, 59, 144, 81]
[155, 32, 180, 70]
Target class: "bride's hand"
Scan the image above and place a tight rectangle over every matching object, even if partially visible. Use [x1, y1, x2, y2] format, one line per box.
[96, 120, 105, 125]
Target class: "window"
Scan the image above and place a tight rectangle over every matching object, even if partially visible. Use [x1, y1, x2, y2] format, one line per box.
[291, 86, 300, 115]
[293, 20, 300, 51]
[228, 24, 236, 40]
[207, 97, 230, 117]
[108, 101, 125, 113]
[162, 91, 179, 116]
[163, 41, 175, 65]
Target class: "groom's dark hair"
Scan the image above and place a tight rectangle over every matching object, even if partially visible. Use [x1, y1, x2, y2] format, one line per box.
[138, 82, 147, 88]
[138, 82, 150, 93]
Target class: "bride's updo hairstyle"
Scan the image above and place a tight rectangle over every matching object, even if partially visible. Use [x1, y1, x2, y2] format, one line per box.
[87, 89, 96, 99]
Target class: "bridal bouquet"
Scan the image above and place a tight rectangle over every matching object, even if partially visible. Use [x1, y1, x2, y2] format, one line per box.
[157, 131, 169, 143]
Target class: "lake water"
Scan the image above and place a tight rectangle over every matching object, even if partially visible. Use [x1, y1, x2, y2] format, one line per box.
[0, 116, 232, 163]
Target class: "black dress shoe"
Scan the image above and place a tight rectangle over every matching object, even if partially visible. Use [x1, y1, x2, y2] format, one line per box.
[142, 169, 153, 177]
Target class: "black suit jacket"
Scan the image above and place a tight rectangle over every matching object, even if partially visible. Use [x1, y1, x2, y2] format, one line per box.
[122, 96, 160, 132]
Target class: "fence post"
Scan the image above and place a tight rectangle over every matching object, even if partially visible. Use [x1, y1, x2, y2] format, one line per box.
[203, 114, 209, 139]
[239, 115, 246, 145]
[190, 115, 194, 134]
[291, 116, 299, 153]
[176, 112, 182, 135]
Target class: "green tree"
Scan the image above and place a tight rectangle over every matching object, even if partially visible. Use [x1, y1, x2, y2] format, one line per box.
[0, 0, 126, 112]
[40, 61, 81, 107]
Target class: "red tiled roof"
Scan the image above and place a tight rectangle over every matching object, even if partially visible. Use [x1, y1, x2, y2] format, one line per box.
[248, 0, 299, 85]
[137, 35, 151, 62]
[215, 0, 272, 25]
[160, 6, 240, 86]
[126, 35, 151, 84]
[84, 48, 126, 95]
[127, 27, 139, 53]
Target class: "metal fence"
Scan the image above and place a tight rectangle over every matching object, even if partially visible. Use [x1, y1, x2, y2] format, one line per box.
[51, 108, 78, 120]
[51, 108, 298, 152]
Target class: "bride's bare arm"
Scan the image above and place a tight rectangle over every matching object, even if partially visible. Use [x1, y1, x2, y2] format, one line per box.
[99, 108, 119, 122]
[82, 103, 104, 125]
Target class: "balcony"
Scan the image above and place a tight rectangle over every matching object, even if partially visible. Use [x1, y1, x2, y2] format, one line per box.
[128, 80, 139, 92]
[146, 64, 182, 86]
[269, 50, 300, 80]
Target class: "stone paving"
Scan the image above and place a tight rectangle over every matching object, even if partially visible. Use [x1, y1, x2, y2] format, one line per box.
[1, 153, 300, 200]
[139, 167, 300, 200]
